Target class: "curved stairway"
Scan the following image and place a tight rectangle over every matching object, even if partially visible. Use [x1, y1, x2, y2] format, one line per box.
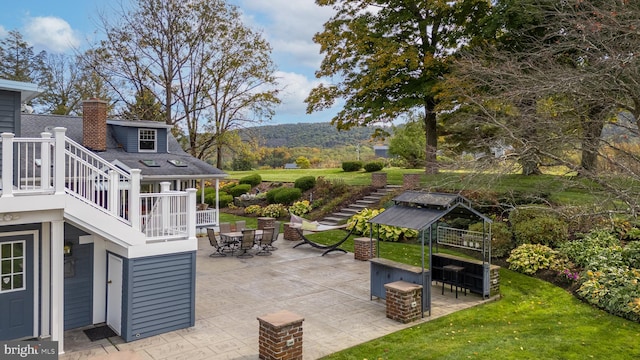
[319, 185, 401, 226]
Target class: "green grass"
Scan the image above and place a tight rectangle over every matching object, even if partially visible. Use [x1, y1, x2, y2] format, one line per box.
[321, 269, 640, 360]
[226, 168, 606, 206]
[226, 167, 423, 186]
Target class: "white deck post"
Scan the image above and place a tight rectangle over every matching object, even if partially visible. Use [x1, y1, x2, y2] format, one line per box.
[40, 132, 52, 191]
[130, 169, 141, 231]
[108, 170, 119, 216]
[53, 128, 66, 195]
[187, 188, 197, 240]
[161, 182, 171, 234]
[1, 132, 15, 197]
[50, 220, 65, 353]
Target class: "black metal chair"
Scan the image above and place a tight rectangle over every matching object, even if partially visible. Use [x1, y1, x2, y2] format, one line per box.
[236, 229, 255, 258]
[256, 227, 275, 256]
[206, 228, 226, 257]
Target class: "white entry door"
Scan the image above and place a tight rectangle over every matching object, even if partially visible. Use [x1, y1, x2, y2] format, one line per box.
[106, 254, 123, 335]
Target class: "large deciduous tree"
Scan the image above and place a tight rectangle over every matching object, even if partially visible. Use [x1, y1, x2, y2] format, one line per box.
[87, 0, 280, 166]
[448, 0, 640, 212]
[306, 0, 491, 174]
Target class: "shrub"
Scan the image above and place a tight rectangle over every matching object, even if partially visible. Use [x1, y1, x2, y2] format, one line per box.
[266, 187, 286, 203]
[348, 208, 418, 242]
[578, 266, 640, 322]
[513, 216, 568, 247]
[363, 161, 384, 172]
[294, 176, 316, 192]
[239, 173, 262, 187]
[228, 184, 252, 197]
[469, 221, 514, 258]
[220, 182, 236, 193]
[289, 200, 313, 216]
[261, 203, 288, 218]
[295, 156, 311, 169]
[205, 191, 233, 208]
[507, 244, 558, 275]
[244, 205, 262, 215]
[558, 229, 620, 268]
[342, 161, 363, 172]
[273, 187, 302, 205]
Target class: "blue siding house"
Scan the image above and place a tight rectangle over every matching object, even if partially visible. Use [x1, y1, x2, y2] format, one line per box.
[0, 79, 226, 353]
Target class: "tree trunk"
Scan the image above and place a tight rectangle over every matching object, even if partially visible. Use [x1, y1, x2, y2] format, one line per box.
[423, 99, 438, 174]
[579, 107, 605, 173]
[216, 144, 223, 170]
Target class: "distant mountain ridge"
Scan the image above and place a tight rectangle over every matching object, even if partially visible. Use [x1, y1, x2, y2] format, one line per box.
[240, 122, 383, 148]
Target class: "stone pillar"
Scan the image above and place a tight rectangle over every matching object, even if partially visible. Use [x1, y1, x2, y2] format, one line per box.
[371, 172, 387, 188]
[258, 217, 275, 230]
[258, 310, 304, 360]
[403, 174, 421, 189]
[283, 223, 303, 241]
[384, 281, 422, 323]
[490, 266, 501, 296]
[353, 237, 376, 261]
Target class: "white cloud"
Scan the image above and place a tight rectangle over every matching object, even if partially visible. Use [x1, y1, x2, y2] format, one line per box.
[23, 16, 80, 53]
[233, 0, 334, 69]
[0, 25, 7, 38]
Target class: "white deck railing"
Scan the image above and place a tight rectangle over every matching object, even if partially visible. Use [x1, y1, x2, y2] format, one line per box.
[2, 132, 55, 194]
[1, 128, 197, 242]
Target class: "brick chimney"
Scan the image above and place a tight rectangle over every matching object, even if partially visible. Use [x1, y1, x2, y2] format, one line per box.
[82, 99, 108, 151]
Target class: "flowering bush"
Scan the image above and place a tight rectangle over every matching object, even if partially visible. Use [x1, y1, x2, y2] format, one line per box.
[244, 205, 262, 215]
[289, 200, 312, 216]
[578, 266, 640, 322]
[260, 203, 288, 218]
[560, 268, 580, 282]
[507, 244, 558, 275]
[347, 208, 418, 242]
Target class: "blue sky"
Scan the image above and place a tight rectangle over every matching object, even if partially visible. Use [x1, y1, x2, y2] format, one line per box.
[0, 0, 339, 124]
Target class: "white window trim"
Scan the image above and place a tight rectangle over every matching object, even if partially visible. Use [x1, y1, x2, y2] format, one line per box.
[138, 128, 157, 153]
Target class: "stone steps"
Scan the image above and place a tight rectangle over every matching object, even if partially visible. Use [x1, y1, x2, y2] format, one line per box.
[318, 185, 399, 226]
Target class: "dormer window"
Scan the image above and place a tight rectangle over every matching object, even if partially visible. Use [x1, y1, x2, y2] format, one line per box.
[139, 129, 157, 152]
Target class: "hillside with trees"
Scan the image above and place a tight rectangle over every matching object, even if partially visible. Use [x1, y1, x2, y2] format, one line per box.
[240, 122, 384, 148]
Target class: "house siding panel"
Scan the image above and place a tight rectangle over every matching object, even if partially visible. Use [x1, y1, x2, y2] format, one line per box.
[0, 90, 20, 134]
[0, 90, 20, 174]
[122, 252, 195, 342]
[63, 224, 93, 330]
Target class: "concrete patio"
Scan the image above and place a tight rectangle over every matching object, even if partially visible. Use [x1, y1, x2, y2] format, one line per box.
[60, 234, 493, 360]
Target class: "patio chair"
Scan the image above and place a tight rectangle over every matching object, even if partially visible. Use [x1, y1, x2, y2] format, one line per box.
[236, 229, 255, 258]
[256, 227, 275, 256]
[206, 228, 227, 257]
[235, 220, 246, 232]
[219, 222, 232, 233]
[269, 221, 281, 250]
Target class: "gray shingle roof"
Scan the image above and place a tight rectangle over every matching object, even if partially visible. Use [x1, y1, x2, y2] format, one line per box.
[21, 114, 227, 180]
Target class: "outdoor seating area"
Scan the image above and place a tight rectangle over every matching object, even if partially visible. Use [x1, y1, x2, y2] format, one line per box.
[207, 221, 280, 258]
[60, 235, 489, 360]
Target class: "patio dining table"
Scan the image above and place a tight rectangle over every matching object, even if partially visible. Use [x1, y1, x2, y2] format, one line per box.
[220, 229, 263, 247]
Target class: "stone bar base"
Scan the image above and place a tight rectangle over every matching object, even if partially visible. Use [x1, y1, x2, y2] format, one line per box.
[258, 217, 275, 230]
[258, 310, 304, 360]
[385, 281, 422, 323]
[353, 237, 376, 261]
[283, 223, 303, 241]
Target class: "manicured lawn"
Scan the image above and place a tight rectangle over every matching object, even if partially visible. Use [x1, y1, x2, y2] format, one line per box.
[226, 168, 607, 205]
[321, 268, 640, 360]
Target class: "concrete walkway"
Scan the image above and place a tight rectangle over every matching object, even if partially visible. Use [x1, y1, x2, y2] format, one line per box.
[60, 235, 492, 360]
